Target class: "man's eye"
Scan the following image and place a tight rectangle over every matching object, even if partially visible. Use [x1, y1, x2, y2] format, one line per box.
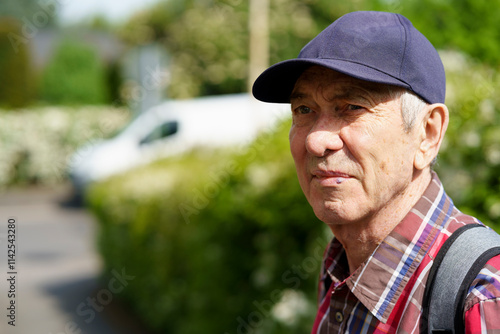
[347, 104, 363, 111]
[294, 106, 312, 115]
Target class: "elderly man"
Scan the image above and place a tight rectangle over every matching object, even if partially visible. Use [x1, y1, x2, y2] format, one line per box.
[252, 11, 500, 333]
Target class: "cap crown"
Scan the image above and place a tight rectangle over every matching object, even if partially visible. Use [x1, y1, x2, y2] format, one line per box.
[299, 11, 445, 104]
[252, 11, 445, 104]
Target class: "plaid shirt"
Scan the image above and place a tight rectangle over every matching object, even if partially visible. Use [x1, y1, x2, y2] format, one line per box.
[312, 172, 500, 333]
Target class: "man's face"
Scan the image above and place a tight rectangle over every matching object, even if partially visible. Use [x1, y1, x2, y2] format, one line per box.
[289, 66, 421, 227]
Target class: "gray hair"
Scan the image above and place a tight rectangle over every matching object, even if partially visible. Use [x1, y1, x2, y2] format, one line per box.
[397, 89, 439, 166]
[399, 90, 428, 132]
[385, 86, 429, 131]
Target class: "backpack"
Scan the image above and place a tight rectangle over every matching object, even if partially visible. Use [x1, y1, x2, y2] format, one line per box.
[422, 224, 500, 333]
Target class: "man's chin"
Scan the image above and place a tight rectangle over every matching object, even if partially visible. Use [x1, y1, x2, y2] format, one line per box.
[313, 205, 354, 227]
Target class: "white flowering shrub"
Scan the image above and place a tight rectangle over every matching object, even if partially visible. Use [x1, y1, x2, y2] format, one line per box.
[436, 50, 500, 226]
[0, 106, 130, 188]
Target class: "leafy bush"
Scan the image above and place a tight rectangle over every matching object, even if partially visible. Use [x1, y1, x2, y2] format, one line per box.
[396, 0, 500, 66]
[0, 105, 129, 188]
[435, 50, 500, 228]
[87, 118, 328, 334]
[40, 39, 109, 105]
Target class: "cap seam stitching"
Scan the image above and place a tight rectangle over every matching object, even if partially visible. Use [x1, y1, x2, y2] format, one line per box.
[396, 14, 410, 89]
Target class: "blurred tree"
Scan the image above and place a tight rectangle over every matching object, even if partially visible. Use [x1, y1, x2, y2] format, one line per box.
[0, 0, 59, 26]
[119, 0, 336, 98]
[117, 0, 500, 99]
[40, 39, 108, 105]
[88, 14, 113, 31]
[0, 0, 61, 108]
[0, 19, 35, 108]
[395, 0, 500, 66]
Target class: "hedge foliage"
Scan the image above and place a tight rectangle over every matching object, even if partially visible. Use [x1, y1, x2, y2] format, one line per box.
[40, 39, 109, 105]
[434, 51, 500, 226]
[87, 117, 328, 333]
[87, 51, 500, 333]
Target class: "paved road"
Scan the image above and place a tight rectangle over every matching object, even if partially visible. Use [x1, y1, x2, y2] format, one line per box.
[0, 185, 152, 334]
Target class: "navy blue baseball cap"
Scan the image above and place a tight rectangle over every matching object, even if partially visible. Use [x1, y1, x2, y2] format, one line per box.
[252, 11, 445, 105]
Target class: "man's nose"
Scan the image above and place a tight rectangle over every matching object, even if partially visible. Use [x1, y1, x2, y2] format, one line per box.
[305, 119, 344, 157]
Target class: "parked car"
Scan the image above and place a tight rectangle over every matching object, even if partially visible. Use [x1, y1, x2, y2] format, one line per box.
[67, 93, 289, 194]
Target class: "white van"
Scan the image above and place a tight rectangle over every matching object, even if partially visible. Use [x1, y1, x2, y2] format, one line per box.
[68, 93, 289, 193]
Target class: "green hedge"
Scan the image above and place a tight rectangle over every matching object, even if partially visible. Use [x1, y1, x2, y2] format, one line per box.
[88, 118, 327, 333]
[87, 50, 500, 333]
[434, 51, 500, 227]
[40, 39, 109, 105]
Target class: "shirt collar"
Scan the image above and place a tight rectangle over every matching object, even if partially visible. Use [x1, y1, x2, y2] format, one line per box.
[323, 172, 455, 323]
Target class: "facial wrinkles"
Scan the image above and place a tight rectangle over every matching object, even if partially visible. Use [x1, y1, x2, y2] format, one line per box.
[295, 69, 394, 107]
[292, 67, 407, 179]
[292, 84, 357, 179]
[321, 85, 381, 110]
[302, 84, 352, 174]
[358, 101, 398, 136]
[312, 83, 397, 155]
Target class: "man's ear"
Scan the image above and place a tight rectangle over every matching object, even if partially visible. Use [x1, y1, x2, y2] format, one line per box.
[414, 103, 449, 170]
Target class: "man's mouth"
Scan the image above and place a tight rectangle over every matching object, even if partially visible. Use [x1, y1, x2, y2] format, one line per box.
[311, 169, 352, 186]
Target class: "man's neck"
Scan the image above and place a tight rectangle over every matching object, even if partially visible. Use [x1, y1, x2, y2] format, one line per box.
[330, 170, 432, 274]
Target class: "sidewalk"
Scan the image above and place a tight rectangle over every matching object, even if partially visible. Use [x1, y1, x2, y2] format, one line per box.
[0, 185, 152, 334]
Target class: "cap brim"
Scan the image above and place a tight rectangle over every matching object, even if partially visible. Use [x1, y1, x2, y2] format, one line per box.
[252, 58, 412, 103]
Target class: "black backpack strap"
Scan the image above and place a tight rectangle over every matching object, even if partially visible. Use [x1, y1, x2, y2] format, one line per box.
[422, 224, 500, 334]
